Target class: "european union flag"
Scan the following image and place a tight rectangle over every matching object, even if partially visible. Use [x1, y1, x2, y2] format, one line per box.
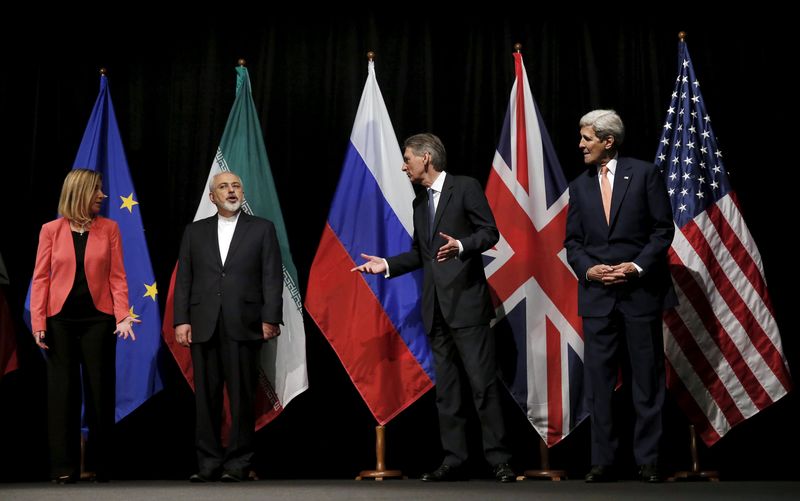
[70, 73, 164, 421]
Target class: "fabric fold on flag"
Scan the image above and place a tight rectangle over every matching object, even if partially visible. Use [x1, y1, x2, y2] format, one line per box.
[305, 60, 433, 425]
[484, 52, 587, 447]
[655, 39, 791, 446]
[24, 74, 164, 421]
[1, 252, 18, 381]
[162, 65, 308, 430]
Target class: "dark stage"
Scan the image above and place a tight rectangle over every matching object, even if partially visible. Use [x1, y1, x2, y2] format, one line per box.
[0, 14, 796, 483]
[1, 479, 797, 501]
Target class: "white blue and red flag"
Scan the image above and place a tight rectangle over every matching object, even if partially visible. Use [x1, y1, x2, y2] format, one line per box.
[484, 52, 587, 446]
[305, 60, 433, 425]
[655, 39, 791, 445]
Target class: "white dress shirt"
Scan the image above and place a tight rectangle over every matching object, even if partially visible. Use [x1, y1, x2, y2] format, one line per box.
[217, 211, 240, 265]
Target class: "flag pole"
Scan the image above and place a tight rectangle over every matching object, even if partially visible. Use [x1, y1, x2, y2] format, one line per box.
[78, 65, 109, 483]
[355, 425, 404, 481]
[671, 425, 719, 482]
[352, 50, 404, 484]
[504, 42, 567, 482]
[521, 440, 566, 482]
[662, 31, 719, 483]
[662, 32, 718, 481]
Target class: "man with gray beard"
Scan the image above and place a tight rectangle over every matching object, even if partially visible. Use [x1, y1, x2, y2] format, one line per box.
[174, 171, 283, 482]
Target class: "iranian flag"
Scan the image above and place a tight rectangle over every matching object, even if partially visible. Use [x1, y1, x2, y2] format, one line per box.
[162, 64, 308, 430]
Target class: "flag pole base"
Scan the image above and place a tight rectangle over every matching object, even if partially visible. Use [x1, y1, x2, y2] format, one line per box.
[79, 435, 97, 481]
[669, 425, 719, 482]
[356, 470, 405, 481]
[355, 425, 405, 481]
[521, 438, 567, 481]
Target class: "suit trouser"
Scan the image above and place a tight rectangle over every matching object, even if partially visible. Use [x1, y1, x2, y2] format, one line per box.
[190, 314, 261, 476]
[46, 315, 117, 480]
[429, 300, 510, 467]
[583, 310, 665, 467]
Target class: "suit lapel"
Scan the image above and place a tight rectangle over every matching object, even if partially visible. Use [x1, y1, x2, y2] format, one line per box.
[57, 217, 77, 269]
[584, 169, 608, 229]
[609, 159, 632, 228]
[432, 173, 454, 237]
[224, 212, 249, 268]
[207, 216, 223, 269]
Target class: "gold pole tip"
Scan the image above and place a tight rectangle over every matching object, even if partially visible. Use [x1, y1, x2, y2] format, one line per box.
[678, 31, 687, 41]
[99, 67, 108, 76]
[238, 58, 247, 67]
[367, 51, 375, 61]
[513, 43, 522, 53]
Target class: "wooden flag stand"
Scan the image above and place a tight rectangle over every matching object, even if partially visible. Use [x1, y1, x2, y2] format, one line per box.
[521, 437, 566, 481]
[355, 425, 404, 480]
[669, 425, 719, 481]
[79, 435, 96, 481]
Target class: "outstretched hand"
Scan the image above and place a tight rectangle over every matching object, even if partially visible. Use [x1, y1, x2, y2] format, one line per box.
[350, 253, 387, 274]
[115, 316, 141, 340]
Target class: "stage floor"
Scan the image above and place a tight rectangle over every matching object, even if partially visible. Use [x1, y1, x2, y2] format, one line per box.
[0, 479, 797, 500]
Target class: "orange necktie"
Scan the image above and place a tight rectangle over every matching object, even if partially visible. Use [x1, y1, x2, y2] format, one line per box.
[600, 165, 611, 224]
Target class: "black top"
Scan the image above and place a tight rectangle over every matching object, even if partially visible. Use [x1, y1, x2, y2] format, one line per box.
[54, 231, 112, 322]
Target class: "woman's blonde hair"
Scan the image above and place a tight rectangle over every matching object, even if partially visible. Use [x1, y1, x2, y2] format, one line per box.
[58, 169, 102, 225]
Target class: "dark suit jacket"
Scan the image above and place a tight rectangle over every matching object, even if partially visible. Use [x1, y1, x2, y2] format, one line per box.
[564, 157, 677, 318]
[387, 174, 498, 333]
[173, 212, 283, 343]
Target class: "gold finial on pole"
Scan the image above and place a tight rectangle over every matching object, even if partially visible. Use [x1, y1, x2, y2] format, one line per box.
[514, 43, 522, 53]
[678, 31, 687, 42]
[238, 58, 247, 67]
[99, 67, 108, 76]
[367, 51, 376, 62]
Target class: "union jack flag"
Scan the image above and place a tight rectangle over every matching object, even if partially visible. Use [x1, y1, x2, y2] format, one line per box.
[484, 51, 587, 447]
[655, 39, 791, 445]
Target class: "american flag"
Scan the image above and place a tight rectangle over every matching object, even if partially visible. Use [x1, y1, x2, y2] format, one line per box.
[655, 39, 791, 445]
[484, 52, 587, 447]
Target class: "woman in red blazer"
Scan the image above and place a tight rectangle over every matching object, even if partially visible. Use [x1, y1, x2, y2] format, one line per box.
[31, 169, 138, 484]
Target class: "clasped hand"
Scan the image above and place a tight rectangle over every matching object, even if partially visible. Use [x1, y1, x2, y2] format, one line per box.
[587, 262, 638, 285]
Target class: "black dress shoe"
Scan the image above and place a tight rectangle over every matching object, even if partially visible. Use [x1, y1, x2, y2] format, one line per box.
[585, 465, 616, 483]
[420, 464, 468, 482]
[638, 464, 663, 483]
[189, 471, 218, 483]
[492, 463, 516, 483]
[220, 471, 250, 482]
[51, 475, 77, 484]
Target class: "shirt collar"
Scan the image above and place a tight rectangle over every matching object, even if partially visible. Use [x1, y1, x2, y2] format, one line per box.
[429, 171, 447, 192]
[597, 154, 619, 176]
[217, 211, 241, 224]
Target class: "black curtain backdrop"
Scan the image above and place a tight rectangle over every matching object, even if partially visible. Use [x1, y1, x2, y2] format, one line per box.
[0, 16, 795, 480]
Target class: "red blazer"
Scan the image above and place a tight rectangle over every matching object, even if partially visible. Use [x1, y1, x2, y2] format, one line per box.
[31, 216, 129, 332]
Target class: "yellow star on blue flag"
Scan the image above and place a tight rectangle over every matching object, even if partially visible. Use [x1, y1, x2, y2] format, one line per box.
[143, 282, 158, 301]
[36, 73, 166, 422]
[128, 306, 140, 320]
[120, 193, 139, 213]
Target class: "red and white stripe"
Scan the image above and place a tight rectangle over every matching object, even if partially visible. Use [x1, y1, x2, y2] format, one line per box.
[664, 193, 791, 445]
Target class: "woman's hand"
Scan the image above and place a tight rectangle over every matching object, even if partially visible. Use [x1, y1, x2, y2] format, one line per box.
[115, 316, 141, 341]
[33, 330, 48, 350]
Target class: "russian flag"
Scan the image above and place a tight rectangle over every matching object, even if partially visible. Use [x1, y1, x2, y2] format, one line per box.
[305, 59, 433, 425]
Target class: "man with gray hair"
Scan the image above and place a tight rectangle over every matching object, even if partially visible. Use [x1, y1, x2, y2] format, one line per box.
[565, 110, 676, 483]
[352, 133, 514, 482]
[174, 170, 283, 482]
